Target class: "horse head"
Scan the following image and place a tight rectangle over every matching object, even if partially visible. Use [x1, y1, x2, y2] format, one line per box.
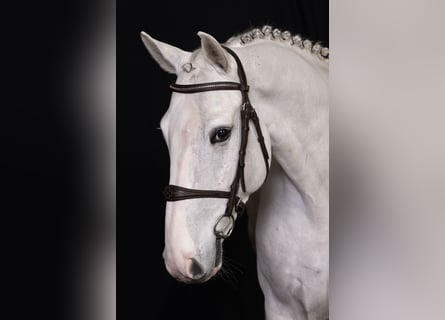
[141, 31, 271, 283]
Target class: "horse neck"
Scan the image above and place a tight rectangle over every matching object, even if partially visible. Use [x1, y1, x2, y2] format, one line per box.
[236, 42, 329, 215]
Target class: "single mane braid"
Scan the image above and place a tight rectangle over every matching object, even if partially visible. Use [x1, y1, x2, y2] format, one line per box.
[235, 25, 329, 62]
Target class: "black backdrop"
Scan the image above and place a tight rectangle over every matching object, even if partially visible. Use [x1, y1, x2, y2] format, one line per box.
[118, 1, 328, 319]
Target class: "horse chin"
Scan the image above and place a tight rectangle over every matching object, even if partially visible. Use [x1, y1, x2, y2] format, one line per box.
[166, 257, 222, 284]
[164, 240, 224, 284]
[180, 264, 222, 284]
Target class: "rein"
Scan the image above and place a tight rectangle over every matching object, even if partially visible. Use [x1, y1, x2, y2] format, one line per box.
[162, 46, 269, 239]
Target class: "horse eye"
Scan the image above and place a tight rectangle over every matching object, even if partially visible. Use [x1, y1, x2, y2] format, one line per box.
[211, 128, 231, 144]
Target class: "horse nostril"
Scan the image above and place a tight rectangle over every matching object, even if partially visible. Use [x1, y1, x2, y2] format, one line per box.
[189, 258, 204, 278]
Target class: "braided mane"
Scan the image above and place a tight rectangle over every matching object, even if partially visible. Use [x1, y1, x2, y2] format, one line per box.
[226, 25, 329, 63]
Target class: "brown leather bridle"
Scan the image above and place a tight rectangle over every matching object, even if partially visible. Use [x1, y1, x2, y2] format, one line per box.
[162, 45, 270, 239]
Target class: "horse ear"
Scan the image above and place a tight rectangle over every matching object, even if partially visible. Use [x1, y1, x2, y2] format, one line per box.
[140, 31, 190, 74]
[197, 31, 229, 72]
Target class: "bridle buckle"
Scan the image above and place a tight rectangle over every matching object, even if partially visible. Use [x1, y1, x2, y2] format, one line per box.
[214, 215, 234, 239]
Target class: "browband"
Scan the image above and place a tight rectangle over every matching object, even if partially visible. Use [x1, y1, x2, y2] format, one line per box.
[169, 82, 249, 93]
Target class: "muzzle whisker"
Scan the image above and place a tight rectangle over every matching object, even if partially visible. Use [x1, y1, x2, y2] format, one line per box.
[223, 256, 246, 275]
[219, 265, 239, 289]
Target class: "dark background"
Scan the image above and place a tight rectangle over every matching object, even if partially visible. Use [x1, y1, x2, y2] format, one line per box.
[3, 1, 114, 319]
[118, 1, 328, 319]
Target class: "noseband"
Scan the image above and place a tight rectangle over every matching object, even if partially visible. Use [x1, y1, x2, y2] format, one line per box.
[162, 46, 270, 239]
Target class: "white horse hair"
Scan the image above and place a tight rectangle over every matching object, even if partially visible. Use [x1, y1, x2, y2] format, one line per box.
[140, 25, 328, 320]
